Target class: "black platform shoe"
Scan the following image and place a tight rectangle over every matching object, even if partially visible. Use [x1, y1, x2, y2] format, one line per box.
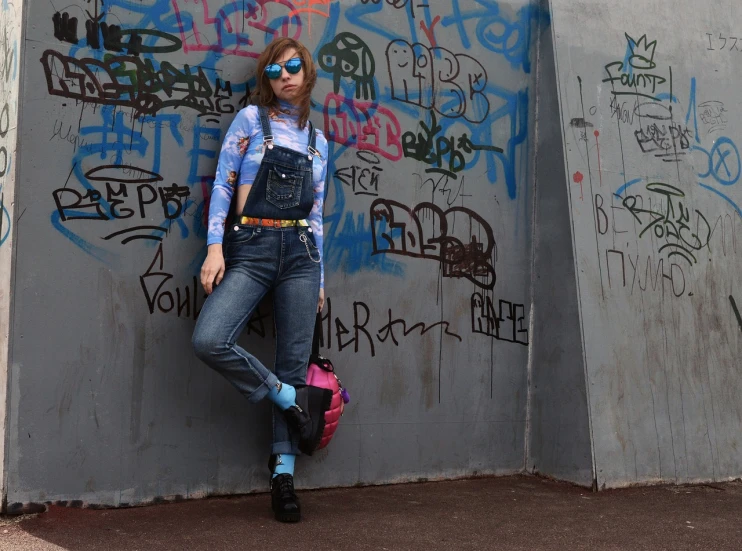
[282, 385, 332, 455]
[271, 473, 301, 523]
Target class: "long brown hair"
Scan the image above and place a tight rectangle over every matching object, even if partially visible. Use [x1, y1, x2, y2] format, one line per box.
[253, 38, 316, 129]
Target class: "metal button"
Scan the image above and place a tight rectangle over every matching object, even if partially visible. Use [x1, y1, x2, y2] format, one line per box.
[282, 173, 286, 178]
[308, 227, 312, 232]
[233, 226, 239, 231]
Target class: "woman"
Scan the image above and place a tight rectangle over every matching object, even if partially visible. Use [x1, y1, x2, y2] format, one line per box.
[192, 37, 330, 523]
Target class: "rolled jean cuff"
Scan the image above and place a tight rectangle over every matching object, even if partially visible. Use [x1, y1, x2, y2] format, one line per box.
[247, 372, 280, 404]
[272, 440, 301, 456]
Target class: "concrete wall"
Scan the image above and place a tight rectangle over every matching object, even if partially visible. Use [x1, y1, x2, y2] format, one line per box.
[550, 0, 742, 487]
[0, 0, 23, 500]
[6, 0, 546, 508]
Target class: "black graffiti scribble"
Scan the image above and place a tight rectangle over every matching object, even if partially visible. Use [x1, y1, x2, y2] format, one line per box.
[52, 164, 191, 223]
[402, 112, 503, 177]
[315, 297, 460, 358]
[730, 295, 742, 332]
[53, 10, 181, 56]
[370, 198, 496, 290]
[159, 184, 192, 218]
[698, 101, 728, 134]
[319, 32, 376, 100]
[621, 182, 712, 266]
[320, 299, 376, 357]
[377, 308, 462, 344]
[569, 118, 593, 128]
[603, 249, 687, 298]
[415, 172, 471, 207]
[53, 12, 78, 44]
[139, 242, 275, 325]
[85, 165, 163, 184]
[603, 33, 668, 100]
[86, 20, 119, 51]
[707, 33, 742, 52]
[50, 119, 92, 153]
[140, 243, 174, 314]
[334, 150, 382, 197]
[360, 0, 427, 20]
[102, 225, 168, 245]
[41, 50, 232, 118]
[634, 122, 692, 161]
[470, 292, 528, 346]
[94, 26, 181, 56]
[386, 39, 489, 123]
[334, 164, 381, 196]
[139, 243, 211, 321]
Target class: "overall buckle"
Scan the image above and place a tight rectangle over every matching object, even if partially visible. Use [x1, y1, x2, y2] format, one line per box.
[307, 145, 321, 160]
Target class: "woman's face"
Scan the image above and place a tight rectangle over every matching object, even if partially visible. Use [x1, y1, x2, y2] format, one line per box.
[269, 48, 305, 105]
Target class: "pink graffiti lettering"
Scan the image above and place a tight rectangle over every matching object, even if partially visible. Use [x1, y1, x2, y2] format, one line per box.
[323, 93, 403, 161]
[170, 0, 303, 58]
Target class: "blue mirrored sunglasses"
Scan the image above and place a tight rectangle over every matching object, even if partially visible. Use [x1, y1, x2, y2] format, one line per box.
[264, 57, 303, 80]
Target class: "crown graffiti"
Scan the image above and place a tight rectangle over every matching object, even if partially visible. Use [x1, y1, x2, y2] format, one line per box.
[625, 33, 657, 70]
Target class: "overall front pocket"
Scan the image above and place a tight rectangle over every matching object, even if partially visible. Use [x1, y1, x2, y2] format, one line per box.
[265, 165, 305, 210]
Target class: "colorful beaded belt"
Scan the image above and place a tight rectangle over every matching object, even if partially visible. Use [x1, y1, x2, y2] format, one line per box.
[239, 216, 308, 228]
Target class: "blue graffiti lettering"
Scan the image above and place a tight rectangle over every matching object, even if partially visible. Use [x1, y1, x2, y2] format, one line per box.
[694, 137, 740, 186]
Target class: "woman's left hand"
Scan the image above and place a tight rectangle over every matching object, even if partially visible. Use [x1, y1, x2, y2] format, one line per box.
[317, 288, 325, 312]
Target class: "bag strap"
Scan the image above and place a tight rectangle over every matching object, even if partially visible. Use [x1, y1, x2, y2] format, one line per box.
[311, 312, 321, 356]
[311, 314, 336, 373]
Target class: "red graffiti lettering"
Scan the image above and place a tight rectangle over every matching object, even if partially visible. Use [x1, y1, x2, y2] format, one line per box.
[323, 94, 403, 161]
[170, 0, 303, 58]
[419, 15, 441, 47]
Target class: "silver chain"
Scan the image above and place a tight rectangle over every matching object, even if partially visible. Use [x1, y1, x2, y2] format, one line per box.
[299, 233, 322, 263]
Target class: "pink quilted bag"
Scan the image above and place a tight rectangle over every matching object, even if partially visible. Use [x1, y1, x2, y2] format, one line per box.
[305, 316, 349, 450]
[306, 354, 348, 449]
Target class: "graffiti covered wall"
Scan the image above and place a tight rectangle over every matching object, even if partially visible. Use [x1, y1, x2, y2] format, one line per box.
[7, 0, 546, 507]
[551, 0, 742, 487]
[0, 0, 22, 498]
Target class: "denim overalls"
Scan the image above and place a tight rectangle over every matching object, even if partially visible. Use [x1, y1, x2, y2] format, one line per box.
[193, 106, 322, 457]
[241, 106, 318, 220]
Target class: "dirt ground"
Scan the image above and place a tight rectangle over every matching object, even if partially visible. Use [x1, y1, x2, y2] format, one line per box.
[1, 475, 740, 550]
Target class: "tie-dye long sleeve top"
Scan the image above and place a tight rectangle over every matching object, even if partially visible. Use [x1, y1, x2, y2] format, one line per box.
[207, 103, 328, 288]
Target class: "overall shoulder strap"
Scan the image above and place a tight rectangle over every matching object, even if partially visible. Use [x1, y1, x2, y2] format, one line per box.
[257, 106, 273, 143]
[306, 120, 321, 159]
[308, 120, 316, 149]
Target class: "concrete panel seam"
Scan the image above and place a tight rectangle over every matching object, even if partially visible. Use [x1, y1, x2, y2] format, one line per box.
[524, 0, 547, 474]
[547, 0, 598, 491]
[2, 0, 29, 512]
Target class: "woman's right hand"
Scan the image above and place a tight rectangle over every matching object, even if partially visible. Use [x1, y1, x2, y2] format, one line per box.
[201, 245, 225, 295]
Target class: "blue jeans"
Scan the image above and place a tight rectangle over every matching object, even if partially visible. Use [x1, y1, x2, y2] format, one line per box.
[192, 224, 321, 456]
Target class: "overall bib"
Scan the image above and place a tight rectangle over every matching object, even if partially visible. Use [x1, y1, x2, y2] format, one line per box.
[240, 106, 318, 221]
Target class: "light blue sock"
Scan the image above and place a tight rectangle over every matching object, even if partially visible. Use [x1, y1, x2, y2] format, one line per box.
[272, 454, 296, 478]
[267, 381, 297, 411]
